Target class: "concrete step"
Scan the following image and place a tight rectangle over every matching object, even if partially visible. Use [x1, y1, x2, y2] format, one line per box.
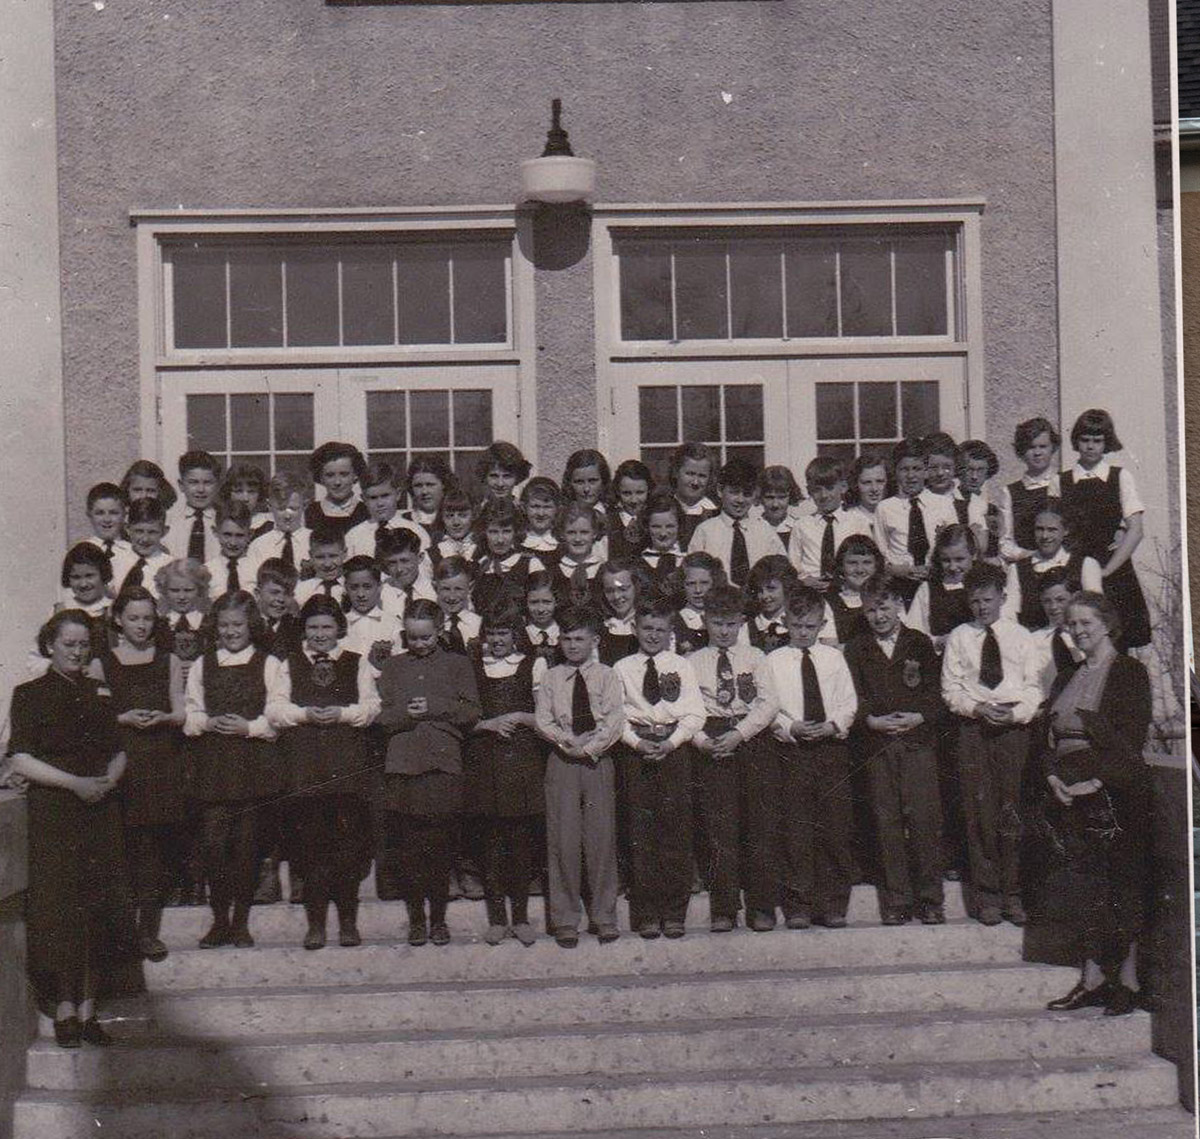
[157, 882, 971, 944]
[140, 920, 1026, 992]
[13, 1055, 1181, 1139]
[25, 1007, 1154, 1092]
[419, 1108, 1197, 1139]
[99, 962, 1080, 1038]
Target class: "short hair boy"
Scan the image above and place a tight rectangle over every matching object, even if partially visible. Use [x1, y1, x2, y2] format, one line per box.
[165, 450, 222, 563]
[687, 459, 784, 588]
[845, 574, 946, 925]
[295, 525, 347, 607]
[612, 596, 706, 939]
[687, 585, 780, 932]
[764, 584, 859, 929]
[788, 456, 875, 586]
[244, 470, 313, 580]
[345, 460, 431, 559]
[941, 562, 1041, 926]
[206, 500, 254, 597]
[534, 604, 627, 947]
[83, 481, 129, 559]
[255, 557, 301, 657]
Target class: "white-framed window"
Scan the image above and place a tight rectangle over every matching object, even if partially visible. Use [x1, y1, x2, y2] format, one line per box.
[593, 203, 984, 475]
[134, 210, 537, 489]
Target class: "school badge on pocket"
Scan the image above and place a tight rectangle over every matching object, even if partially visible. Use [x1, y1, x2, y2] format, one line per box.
[902, 658, 922, 689]
[736, 672, 757, 702]
[659, 671, 681, 702]
[312, 657, 337, 688]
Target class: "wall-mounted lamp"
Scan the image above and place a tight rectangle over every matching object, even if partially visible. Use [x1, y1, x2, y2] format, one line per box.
[519, 99, 596, 206]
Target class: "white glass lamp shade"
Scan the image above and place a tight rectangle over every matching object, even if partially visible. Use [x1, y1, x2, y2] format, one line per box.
[519, 156, 596, 204]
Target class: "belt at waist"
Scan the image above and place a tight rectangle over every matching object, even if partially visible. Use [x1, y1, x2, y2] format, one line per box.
[631, 721, 678, 742]
[704, 714, 745, 735]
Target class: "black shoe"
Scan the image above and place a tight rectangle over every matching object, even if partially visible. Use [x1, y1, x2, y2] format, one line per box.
[880, 908, 907, 926]
[80, 1018, 113, 1047]
[784, 911, 812, 930]
[749, 911, 776, 933]
[408, 920, 428, 947]
[53, 1017, 82, 1049]
[303, 925, 327, 951]
[140, 936, 169, 962]
[819, 913, 847, 929]
[1002, 896, 1027, 926]
[662, 921, 686, 939]
[1046, 980, 1110, 1011]
[555, 930, 579, 948]
[639, 920, 662, 940]
[943, 868, 962, 882]
[710, 916, 735, 933]
[918, 904, 946, 925]
[458, 872, 485, 901]
[1103, 984, 1139, 1017]
[198, 922, 232, 949]
[430, 922, 451, 946]
[339, 923, 362, 948]
[231, 926, 255, 949]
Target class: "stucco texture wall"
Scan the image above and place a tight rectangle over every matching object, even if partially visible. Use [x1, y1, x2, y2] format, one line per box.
[54, 0, 1057, 528]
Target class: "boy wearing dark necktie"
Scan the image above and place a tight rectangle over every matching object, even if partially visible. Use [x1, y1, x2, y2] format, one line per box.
[941, 562, 1041, 926]
[686, 586, 779, 932]
[534, 606, 626, 947]
[766, 584, 859, 930]
[613, 597, 706, 939]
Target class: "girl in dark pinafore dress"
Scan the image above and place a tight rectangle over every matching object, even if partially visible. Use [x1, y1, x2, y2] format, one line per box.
[267, 594, 380, 950]
[472, 498, 545, 617]
[466, 608, 548, 946]
[183, 590, 283, 949]
[99, 586, 189, 962]
[1059, 409, 1152, 650]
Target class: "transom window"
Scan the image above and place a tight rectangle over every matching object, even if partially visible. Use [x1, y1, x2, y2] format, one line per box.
[616, 226, 955, 343]
[815, 379, 941, 462]
[168, 237, 510, 351]
[637, 384, 764, 484]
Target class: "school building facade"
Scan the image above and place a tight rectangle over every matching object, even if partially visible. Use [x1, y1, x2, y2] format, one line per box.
[0, 0, 1180, 695]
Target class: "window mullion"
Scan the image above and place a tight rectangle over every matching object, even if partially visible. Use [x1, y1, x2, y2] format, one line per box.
[833, 247, 843, 338]
[889, 244, 898, 337]
[724, 244, 733, 342]
[779, 245, 788, 339]
[669, 247, 679, 342]
[448, 254, 457, 345]
[224, 257, 233, 349]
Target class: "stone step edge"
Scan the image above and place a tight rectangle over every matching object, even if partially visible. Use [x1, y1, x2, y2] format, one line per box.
[33, 1004, 1149, 1054]
[111, 957, 1068, 1001]
[362, 1106, 1196, 1139]
[16, 1053, 1174, 1109]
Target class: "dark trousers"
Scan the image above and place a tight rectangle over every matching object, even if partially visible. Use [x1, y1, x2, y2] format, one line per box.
[620, 744, 694, 926]
[739, 735, 781, 916]
[938, 721, 967, 872]
[288, 795, 372, 911]
[198, 800, 272, 913]
[776, 739, 854, 920]
[957, 719, 1030, 907]
[125, 821, 194, 911]
[693, 748, 741, 921]
[383, 811, 454, 924]
[864, 736, 943, 910]
[482, 815, 538, 927]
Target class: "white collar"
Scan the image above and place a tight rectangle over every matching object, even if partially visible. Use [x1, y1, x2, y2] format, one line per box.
[678, 496, 716, 515]
[645, 546, 683, 558]
[347, 606, 386, 623]
[559, 554, 600, 571]
[215, 645, 256, 664]
[755, 612, 787, 629]
[1071, 460, 1111, 481]
[523, 533, 558, 551]
[941, 581, 965, 591]
[606, 614, 636, 633]
[678, 606, 704, 628]
[1020, 472, 1056, 489]
[526, 622, 559, 641]
[319, 495, 361, 518]
[304, 644, 346, 661]
[483, 551, 524, 571]
[1032, 548, 1070, 569]
[482, 651, 525, 666]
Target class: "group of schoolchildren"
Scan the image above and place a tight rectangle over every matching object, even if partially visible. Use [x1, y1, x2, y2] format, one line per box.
[35, 404, 1153, 953]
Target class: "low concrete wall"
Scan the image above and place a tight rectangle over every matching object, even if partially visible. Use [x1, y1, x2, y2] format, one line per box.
[0, 792, 33, 1139]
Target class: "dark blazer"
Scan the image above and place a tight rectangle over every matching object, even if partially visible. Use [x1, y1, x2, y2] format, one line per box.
[1045, 652, 1151, 791]
[843, 626, 945, 750]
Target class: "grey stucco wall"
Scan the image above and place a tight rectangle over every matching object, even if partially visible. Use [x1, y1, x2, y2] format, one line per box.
[54, 0, 1057, 531]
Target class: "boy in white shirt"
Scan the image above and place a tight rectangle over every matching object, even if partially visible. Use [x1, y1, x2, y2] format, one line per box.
[766, 584, 858, 929]
[688, 458, 784, 588]
[941, 562, 1041, 927]
[613, 596, 706, 939]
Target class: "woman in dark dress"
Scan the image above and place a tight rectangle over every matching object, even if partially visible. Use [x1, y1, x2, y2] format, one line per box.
[465, 608, 547, 946]
[98, 586, 188, 962]
[7, 609, 138, 1048]
[1040, 591, 1153, 1017]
